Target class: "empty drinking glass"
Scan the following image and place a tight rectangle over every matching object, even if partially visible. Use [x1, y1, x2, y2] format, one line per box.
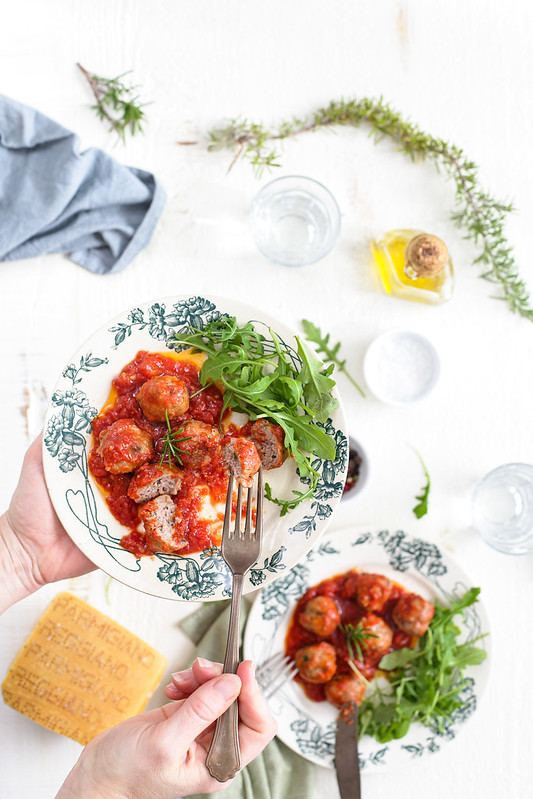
[248, 176, 341, 267]
[472, 463, 533, 555]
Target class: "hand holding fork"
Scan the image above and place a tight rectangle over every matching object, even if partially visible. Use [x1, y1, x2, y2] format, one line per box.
[205, 468, 263, 782]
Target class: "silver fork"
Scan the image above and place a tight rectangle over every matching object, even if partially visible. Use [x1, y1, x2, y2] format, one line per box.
[205, 468, 264, 783]
[256, 652, 298, 699]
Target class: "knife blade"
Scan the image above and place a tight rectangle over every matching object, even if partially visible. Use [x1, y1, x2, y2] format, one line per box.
[334, 701, 361, 799]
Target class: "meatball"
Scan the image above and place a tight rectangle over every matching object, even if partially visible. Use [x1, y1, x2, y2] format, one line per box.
[140, 494, 186, 553]
[222, 437, 262, 487]
[294, 642, 337, 684]
[127, 463, 183, 503]
[324, 674, 366, 709]
[343, 572, 393, 612]
[392, 593, 435, 637]
[299, 595, 340, 637]
[248, 419, 287, 470]
[97, 419, 154, 474]
[176, 420, 221, 469]
[358, 614, 393, 656]
[136, 375, 190, 421]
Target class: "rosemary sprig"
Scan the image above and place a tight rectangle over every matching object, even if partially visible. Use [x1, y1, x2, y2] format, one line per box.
[413, 451, 431, 519]
[340, 621, 378, 685]
[207, 98, 532, 321]
[301, 319, 365, 398]
[159, 411, 191, 468]
[77, 63, 148, 141]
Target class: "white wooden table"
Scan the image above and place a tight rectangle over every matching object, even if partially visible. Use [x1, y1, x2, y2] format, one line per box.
[1, 1, 533, 797]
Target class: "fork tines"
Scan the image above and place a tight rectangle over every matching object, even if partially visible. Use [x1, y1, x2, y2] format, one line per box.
[223, 468, 263, 542]
[256, 653, 298, 699]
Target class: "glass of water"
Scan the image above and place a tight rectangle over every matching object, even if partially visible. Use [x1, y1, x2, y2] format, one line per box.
[472, 463, 533, 554]
[248, 176, 341, 267]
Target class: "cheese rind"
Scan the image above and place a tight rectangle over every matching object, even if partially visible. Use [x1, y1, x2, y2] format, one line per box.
[1, 592, 167, 745]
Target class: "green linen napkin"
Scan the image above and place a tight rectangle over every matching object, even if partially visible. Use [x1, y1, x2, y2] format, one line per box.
[179, 601, 314, 799]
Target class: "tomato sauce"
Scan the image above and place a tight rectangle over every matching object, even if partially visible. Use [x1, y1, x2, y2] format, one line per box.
[89, 350, 240, 558]
[285, 571, 413, 703]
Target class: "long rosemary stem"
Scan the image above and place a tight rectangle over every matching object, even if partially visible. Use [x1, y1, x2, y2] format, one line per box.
[207, 97, 531, 321]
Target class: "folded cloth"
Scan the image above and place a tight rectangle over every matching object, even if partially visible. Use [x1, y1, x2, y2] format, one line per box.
[0, 95, 165, 274]
[180, 601, 314, 799]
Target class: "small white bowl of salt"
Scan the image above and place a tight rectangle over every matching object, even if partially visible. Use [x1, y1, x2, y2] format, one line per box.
[363, 330, 440, 406]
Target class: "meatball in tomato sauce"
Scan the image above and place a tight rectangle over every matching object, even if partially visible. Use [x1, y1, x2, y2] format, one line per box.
[324, 673, 366, 709]
[342, 572, 393, 612]
[392, 593, 435, 637]
[178, 420, 221, 468]
[299, 596, 340, 637]
[248, 419, 287, 470]
[135, 375, 190, 421]
[222, 437, 261, 487]
[127, 463, 183, 503]
[98, 419, 154, 474]
[358, 613, 393, 656]
[140, 494, 186, 553]
[294, 642, 337, 684]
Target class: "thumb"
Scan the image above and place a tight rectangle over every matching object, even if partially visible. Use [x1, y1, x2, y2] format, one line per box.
[167, 673, 241, 749]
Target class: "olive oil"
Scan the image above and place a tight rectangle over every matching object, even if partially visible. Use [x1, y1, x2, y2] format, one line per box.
[371, 229, 454, 304]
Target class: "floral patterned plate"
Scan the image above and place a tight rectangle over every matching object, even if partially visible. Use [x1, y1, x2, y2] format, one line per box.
[42, 295, 348, 602]
[243, 527, 491, 772]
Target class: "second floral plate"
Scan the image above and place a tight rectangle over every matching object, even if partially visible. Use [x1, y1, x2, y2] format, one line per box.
[243, 527, 491, 772]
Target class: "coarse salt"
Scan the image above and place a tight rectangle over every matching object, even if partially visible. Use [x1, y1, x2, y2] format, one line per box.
[364, 331, 439, 405]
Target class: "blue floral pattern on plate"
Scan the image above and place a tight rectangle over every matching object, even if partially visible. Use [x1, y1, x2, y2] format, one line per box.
[42, 295, 348, 602]
[243, 528, 491, 773]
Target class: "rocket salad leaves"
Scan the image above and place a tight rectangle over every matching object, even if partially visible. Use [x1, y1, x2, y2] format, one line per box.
[358, 587, 487, 743]
[173, 316, 339, 514]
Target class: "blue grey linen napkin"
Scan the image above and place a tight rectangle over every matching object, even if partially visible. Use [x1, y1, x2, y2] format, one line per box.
[0, 95, 165, 274]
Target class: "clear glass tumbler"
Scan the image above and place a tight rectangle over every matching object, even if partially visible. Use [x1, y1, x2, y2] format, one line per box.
[472, 463, 533, 554]
[248, 176, 341, 267]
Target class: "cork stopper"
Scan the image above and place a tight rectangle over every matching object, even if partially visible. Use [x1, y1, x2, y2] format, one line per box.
[404, 234, 448, 279]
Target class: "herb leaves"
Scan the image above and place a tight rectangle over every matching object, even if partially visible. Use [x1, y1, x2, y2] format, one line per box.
[174, 316, 339, 515]
[301, 319, 365, 398]
[340, 621, 378, 684]
[358, 588, 487, 743]
[159, 411, 191, 468]
[413, 451, 431, 519]
[77, 63, 148, 142]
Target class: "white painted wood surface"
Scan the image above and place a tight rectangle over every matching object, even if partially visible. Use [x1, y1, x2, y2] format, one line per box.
[1, 1, 532, 796]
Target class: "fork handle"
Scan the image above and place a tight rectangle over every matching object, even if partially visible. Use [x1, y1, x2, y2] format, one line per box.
[205, 573, 243, 782]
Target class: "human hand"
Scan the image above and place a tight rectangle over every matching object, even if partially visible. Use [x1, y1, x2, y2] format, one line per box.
[57, 658, 277, 799]
[0, 435, 95, 612]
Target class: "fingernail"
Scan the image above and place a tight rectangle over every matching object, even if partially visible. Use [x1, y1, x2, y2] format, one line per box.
[171, 668, 192, 685]
[165, 683, 181, 696]
[213, 674, 241, 700]
[196, 657, 212, 669]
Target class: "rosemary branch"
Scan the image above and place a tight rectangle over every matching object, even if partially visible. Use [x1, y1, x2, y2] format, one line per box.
[207, 97, 532, 321]
[77, 63, 148, 142]
[159, 411, 191, 467]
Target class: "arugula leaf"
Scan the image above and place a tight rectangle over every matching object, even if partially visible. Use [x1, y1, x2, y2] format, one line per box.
[413, 451, 431, 519]
[359, 588, 488, 743]
[301, 319, 365, 398]
[295, 337, 339, 423]
[174, 317, 339, 513]
[264, 481, 317, 516]
[378, 647, 421, 670]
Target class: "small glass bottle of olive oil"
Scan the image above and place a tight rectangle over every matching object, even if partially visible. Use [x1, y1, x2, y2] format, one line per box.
[371, 229, 454, 304]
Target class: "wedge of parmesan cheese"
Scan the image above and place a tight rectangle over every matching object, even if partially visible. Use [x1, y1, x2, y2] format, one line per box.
[1, 592, 167, 745]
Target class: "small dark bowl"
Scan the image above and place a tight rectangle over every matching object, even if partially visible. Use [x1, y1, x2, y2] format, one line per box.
[341, 435, 370, 501]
